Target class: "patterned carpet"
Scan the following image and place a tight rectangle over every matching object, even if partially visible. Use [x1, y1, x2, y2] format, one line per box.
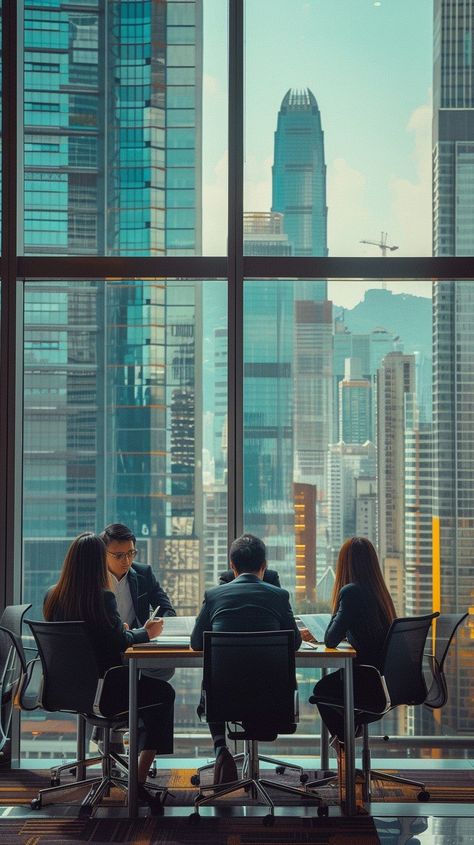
[0, 816, 381, 845]
[0, 766, 472, 808]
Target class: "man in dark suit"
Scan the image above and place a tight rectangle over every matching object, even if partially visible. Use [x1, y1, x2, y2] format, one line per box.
[101, 523, 176, 682]
[218, 567, 281, 587]
[191, 533, 301, 785]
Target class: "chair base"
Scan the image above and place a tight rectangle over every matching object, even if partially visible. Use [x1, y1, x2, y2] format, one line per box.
[192, 747, 305, 785]
[194, 775, 325, 816]
[193, 739, 325, 817]
[32, 749, 168, 814]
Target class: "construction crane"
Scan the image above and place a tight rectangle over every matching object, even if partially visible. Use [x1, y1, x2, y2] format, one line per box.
[359, 231, 398, 289]
[360, 231, 398, 257]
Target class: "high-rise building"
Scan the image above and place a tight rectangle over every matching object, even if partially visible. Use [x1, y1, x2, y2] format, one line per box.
[404, 395, 433, 617]
[294, 300, 333, 490]
[338, 358, 371, 444]
[327, 441, 376, 556]
[432, 0, 474, 734]
[22, 0, 204, 615]
[272, 88, 327, 261]
[377, 352, 415, 615]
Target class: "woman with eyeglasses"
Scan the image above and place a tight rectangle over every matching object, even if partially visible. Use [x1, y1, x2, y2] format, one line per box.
[44, 532, 175, 810]
[310, 536, 397, 745]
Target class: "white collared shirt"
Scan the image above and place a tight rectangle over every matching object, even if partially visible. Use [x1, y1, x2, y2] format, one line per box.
[109, 572, 136, 628]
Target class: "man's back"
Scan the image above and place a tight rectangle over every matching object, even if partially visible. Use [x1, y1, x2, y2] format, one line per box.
[190, 573, 301, 650]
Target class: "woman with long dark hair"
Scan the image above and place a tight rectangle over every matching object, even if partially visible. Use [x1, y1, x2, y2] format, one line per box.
[44, 532, 175, 807]
[311, 536, 396, 741]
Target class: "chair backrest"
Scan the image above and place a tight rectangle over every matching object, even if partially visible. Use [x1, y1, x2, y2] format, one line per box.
[424, 612, 469, 710]
[202, 630, 297, 737]
[0, 604, 32, 750]
[27, 620, 101, 715]
[382, 612, 439, 708]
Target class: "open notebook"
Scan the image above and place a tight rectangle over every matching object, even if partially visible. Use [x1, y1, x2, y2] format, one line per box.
[134, 615, 195, 647]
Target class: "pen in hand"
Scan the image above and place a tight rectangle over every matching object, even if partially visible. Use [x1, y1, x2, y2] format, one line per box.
[149, 605, 161, 621]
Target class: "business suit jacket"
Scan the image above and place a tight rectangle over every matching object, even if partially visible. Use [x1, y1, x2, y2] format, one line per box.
[218, 568, 281, 587]
[127, 561, 176, 625]
[190, 573, 301, 651]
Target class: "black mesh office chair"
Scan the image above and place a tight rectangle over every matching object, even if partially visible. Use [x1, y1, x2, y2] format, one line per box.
[0, 604, 32, 752]
[307, 612, 438, 803]
[190, 630, 325, 825]
[27, 620, 166, 814]
[424, 612, 469, 710]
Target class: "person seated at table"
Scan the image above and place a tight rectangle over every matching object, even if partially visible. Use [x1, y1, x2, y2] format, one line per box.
[43, 532, 175, 810]
[218, 566, 281, 587]
[310, 536, 397, 747]
[191, 533, 301, 785]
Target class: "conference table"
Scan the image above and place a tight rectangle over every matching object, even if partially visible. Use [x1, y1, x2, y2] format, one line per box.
[124, 641, 357, 817]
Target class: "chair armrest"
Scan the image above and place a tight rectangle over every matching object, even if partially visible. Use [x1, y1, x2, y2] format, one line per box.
[294, 689, 299, 722]
[93, 664, 128, 718]
[16, 657, 43, 711]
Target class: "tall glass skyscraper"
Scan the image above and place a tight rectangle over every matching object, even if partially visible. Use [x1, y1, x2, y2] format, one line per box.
[272, 88, 328, 262]
[432, 0, 474, 734]
[22, 0, 203, 616]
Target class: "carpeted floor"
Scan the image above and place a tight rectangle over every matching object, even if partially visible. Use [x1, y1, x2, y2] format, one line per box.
[0, 816, 381, 845]
[0, 766, 473, 808]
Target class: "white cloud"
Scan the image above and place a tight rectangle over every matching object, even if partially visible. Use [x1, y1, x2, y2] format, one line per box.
[388, 96, 432, 256]
[327, 158, 370, 255]
[202, 151, 228, 255]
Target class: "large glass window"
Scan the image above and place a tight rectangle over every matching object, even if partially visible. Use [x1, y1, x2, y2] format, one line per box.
[22, 0, 227, 256]
[244, 0, 433, 257]
[21, 276, 228, 759]
[0, 0, 471, 766]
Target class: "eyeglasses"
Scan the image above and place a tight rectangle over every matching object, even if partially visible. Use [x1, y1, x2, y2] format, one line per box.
[107, 549, 138, 561]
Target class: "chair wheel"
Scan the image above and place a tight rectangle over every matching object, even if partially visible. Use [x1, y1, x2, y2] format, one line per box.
[190, 774, 200, 786]
[317, 804, 329, 817]
[148, 767, 157, 778]
[300, 773, 309, 784]
[188, 812, 200, 824]
[417, 790, 430, 801]
[275, 766, 285, 775]
[263, 813, 274, 826]
[31, 798, 41, 810]
[50, 777, 60, 787]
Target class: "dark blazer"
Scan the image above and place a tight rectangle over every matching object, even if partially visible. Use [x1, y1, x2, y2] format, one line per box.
[190, 573, 301, 651]
[127, 561, 176, 625]
[218, 567, 281, 587]
[44, 588, 149, 675]
[324, 582, 391, 669]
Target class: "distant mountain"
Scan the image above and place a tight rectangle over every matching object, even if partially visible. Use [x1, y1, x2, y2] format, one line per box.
[334, 288, 431, 357]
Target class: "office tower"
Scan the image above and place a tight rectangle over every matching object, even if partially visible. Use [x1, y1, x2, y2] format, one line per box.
[22, 0, 203, 615]
[203, 483, 228, 591]
[213, 327, 228, 485]
[272, 88, 327, 261]
[432, 0, 474, 733]
[355, 477, 377, 540]
[404, 395, 433, 617]
[377, 352, 415, 615]
[327, 441, 376, 556]
[294, 483, 317, 607]
[338, 358, 371, 444]
[294, 300, 333, 491]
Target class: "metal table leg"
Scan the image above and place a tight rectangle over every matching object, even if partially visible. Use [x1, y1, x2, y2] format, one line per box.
[76, 714, 86, 782]
[343, 656, 356, 815]
[127, 656, 138, 817]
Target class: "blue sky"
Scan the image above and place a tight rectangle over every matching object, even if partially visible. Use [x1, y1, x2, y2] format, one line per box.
[202, 0, 433, 306]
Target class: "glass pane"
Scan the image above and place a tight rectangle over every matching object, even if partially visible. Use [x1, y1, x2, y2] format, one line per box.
[244, 277, 472, 752]
[244, 0, 433, 257]
[22, 0, 227, 256]
[21, 277, 227, 760]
